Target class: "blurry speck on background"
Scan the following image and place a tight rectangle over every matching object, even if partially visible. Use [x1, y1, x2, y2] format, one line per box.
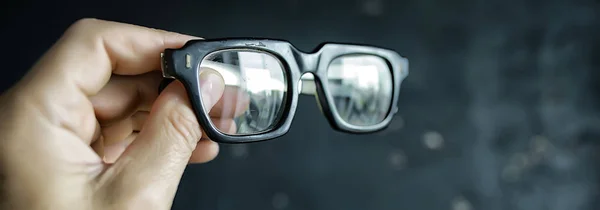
[0, 0, 599, 209]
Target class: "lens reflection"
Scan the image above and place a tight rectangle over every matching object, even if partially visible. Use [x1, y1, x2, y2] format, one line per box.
[199, 50, 287, 135]
[326, 54, 393, 126]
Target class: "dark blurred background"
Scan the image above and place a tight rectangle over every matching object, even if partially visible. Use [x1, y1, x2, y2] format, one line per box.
[1, 0, 599, 209]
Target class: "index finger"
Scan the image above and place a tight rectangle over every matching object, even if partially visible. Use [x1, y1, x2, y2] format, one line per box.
[26, 18, 198, 96]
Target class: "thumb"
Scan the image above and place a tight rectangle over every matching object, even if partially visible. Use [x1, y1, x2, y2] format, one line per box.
[103, 71, 224, 208]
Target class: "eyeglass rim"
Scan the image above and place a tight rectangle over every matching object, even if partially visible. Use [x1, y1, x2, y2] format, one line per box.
[159, 38, 409, 144]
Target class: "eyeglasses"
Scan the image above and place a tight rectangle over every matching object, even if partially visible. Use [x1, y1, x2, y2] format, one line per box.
[159, 38, 409, 143]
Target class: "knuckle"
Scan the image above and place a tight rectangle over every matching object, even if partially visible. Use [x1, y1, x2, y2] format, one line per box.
[164, 107, 202, 150]
[63, 18, 104, 42]
[68, 18, 100, 32]
[65, 18, 116, 42]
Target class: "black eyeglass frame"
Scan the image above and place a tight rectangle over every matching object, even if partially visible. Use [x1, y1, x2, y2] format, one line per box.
[159, 38, 409, 144]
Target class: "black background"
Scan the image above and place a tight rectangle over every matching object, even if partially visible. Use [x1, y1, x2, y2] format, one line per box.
[1, 0, 599, 209]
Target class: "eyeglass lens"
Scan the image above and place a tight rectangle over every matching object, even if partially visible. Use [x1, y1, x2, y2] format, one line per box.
[199, 50, 287, 136]
[326, 55, 393, 126]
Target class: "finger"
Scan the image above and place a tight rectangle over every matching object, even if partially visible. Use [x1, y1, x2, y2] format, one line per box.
[17, 18, 200, 144]
[190, 119, 235, 163]
[27, 18, 199, 96]
[91, 71, 162, 125]
[103, 133, 137, 163]
[189, 140, 220, 163]
[209, 85, 251, 118]
[91, 135, 105, 158]
[102, 72, 224, 208]
[160, 79, 250, 118]
[201, 118, 237, 137]
[198, 67, 250, 118]
[101, 114, 232, 164]
[100, 111, 148, 147]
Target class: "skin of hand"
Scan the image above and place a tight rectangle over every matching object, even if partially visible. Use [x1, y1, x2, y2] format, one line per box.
[0, 18, 249, 210]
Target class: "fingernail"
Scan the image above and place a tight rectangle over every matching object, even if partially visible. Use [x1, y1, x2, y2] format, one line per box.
[199, 71, 225, 109]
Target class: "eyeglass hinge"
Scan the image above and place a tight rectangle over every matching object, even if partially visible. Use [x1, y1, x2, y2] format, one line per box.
[160, 52, 176, 79]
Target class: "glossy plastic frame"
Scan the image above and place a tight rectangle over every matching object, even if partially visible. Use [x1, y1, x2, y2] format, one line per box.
[159, 38, 409, 144]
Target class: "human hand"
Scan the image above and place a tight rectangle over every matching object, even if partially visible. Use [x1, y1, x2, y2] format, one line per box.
[0, 18, 247, 210]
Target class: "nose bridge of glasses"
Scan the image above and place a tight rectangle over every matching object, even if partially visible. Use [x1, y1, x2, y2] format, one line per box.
[292, 50, 319, 73]
[292, 50, 320, 96]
